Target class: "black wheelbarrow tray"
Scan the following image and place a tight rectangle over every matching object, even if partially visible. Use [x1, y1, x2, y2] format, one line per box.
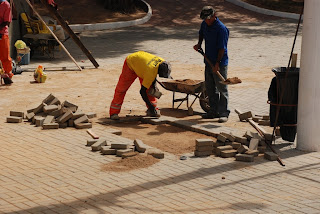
[158, 79, 210, 112]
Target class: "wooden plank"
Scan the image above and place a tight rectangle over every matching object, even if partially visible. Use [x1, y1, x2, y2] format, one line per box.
[24, 0, 82, 71]
[39, 0, 99, 68]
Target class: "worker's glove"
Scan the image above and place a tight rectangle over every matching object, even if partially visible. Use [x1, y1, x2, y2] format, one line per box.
[148, 84, 162, 99]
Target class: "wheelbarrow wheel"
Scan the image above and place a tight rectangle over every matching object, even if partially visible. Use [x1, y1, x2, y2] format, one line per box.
[199, 90, 210, 113]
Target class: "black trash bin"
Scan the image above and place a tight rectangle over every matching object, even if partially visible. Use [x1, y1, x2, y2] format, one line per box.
[268, 67, 299, 142]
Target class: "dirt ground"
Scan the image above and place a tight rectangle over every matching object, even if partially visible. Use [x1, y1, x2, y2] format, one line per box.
[7, 0, 298, 171]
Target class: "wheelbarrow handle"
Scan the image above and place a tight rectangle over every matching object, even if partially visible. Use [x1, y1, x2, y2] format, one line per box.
[196, 48, 227, 82]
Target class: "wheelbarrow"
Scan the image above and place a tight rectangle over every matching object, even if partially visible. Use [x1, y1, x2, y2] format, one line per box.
[157, 79, 210, 113]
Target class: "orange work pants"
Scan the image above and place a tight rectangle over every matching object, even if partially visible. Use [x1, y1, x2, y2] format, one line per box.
[0, 35, 13, 78]
[109, 59, 157, 116]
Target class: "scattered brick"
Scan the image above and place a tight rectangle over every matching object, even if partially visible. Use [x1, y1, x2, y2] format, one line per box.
[217, 134, 228, 143]
[134, 139, 147, 153]
[26, 112, 35, 121]
[33, 103, 46, 114]
[43, 105, 59, 114]
[220, 132, 235, 142]
[35, 116, 45, 127]
[194, 150, 212, 157]
[116, 149, 134, 157]
[49, 108, 64, 118]
[258, 146, 267, 154]
[43, 123, 59, 129]
[122, 151, 139, 158]
[235, 136, 248, 144]
[43, 115, 55, 124]
[148, 149, 164, 159]
[196, 145, 213, 152]
[59, 122, 68, 129]
[195, 139, 214, 147]
[237, 145, 249, 154]
[72, 111, 85, 120]
[101, 146, 117, 155]
[213, 140, 225, 147]
[68, 119, 74, 127]
[111, 143, 130, 150]
[10, 111, 24, 118]
[75, 123, 92, 129]
[258, 120, 270, 126]
[221, 149, 237, 158]
[42, 94, 55, 104]
[87, 139, 98, 146]
[249, 138, 259, 150]
[7, 116, 22, 123]
[58, 110, 74, 124]
[91, 139, 107, 151]
[74, 115, 89, 125]
[235, 154, 254, 162]
[86, 112, 97, 119]
[49, 97, 61, 105]
[216, 145, 233, 156]
[245, 150, 259, 157]
[264, 152, 278, 161]
[232, 142, 241, 150]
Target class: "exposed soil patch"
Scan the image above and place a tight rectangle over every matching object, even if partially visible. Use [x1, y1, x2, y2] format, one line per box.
[241, 0, 304, 14]
[101, 154, 159, 172]
[111, 121, 216, 155]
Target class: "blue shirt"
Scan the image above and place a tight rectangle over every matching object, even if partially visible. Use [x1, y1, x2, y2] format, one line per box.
[199, 17, 229, 66]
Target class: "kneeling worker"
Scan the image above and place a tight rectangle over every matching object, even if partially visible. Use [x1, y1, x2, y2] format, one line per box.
[109, 51, 171, 120]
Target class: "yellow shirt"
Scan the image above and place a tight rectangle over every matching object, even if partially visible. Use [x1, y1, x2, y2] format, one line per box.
[126, 51, 164, 89]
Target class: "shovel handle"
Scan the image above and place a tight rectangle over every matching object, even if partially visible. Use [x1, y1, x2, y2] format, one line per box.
[197, 48, 226, 82]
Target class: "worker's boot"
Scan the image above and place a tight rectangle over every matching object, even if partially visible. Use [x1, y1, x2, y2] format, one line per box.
[146, 109, 161, 117]
[110, 114, 120, 120]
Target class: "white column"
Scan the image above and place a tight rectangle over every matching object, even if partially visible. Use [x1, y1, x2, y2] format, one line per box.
[297, 0, 320, 151]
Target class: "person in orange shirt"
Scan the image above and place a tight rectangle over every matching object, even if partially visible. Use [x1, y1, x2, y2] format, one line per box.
[0, 0, 13, 85]
[109, 51, 171, 120]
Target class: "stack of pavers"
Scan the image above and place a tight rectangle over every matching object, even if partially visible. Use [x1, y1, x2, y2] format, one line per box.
[6, 94, 96, 129]
[194, 139, 215, 157]
[214, 131, 269, 162]
[87, 137, 165, 159]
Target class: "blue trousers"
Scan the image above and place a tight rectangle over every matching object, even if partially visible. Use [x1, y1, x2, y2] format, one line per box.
[205, 64, 230, 117]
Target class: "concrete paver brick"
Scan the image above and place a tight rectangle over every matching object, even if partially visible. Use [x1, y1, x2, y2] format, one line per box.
[74, 115, 89, 125]
[258, 146, 267, 153]
[236, 109, 252, 121]
[101, 146, 117, 155]
[122, 151, 139, 158]
[221, 149, 237, 158]
[245, 149, 259, 157]
[72, 111, 85, 120]
[258, 120, 270, 126]
[216, 145, 233, 156]
[213, 140, 225, 147]
[91, 139, 107, 151]
[33, 103, 46, 114]
[75, 122, 92, 129]
[6, 116, 22, 123]
[195, 139, 214, 147]
[43, 105, 59, 113]
[58, 110, 74, 124]
[232, 142, 241, 149]
[59, 122, 68, 129]
[116, 148, 134, 157]
[134, 139, 147, 153]
[249, 138, 259, 150]
[111, 143, 130, 149]
[10, 111, 24, 118]
[264, 152, 278, 161]
[195, 145, 213, 152]
[86, 112, 97, 119]
[87, 139, 98, 146]
[217, 134, 228, 143]
[235, 136, 248, 144]
[194, 150, 212, 156]
[43, 115, 55, 124]
[49, 97, 61, 105]
[221, 132, 236, 142]
[42, 93, 56, 104]
[147, 149, 165, 159]
[42, 123, 59, 129]
[68, 119, 74, 127]
[63, 100, 78, 109]
[35, 116, 45, 127]
[25, 112, 35, 121]
[235, 154, 254, 162]
[49, 108, 64, 118]
[237, 145, 249, 154]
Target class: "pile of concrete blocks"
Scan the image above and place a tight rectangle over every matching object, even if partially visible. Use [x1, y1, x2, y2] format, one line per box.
[87, 138, 165, 159]
[235, 109, 270, 126]
[193, 131, 277, 162]
[6, 94, 96, 129]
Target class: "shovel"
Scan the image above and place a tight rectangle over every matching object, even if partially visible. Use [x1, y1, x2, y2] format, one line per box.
[197, 48, 241, 85]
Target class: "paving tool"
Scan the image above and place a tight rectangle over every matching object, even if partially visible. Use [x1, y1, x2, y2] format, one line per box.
[197, 48, 241, 85]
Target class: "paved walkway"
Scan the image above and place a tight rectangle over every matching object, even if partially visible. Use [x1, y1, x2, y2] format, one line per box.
[2, 3, 319, 214]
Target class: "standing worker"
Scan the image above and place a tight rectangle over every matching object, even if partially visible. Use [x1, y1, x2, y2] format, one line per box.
[193, 6, 230, 123]
[109, 51, 171, 120]
[0, 0, 13, 85]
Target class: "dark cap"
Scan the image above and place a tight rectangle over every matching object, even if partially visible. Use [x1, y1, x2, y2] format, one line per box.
[158, 61, 171, 78]
[200, 6, 215, 20]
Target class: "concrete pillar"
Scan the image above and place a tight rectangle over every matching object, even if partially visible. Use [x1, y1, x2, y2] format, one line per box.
[297, 0, 320, 151]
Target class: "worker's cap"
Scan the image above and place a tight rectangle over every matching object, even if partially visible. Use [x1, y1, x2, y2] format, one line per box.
[200, 6, 215, 20]
[158, 61, 171, 78]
